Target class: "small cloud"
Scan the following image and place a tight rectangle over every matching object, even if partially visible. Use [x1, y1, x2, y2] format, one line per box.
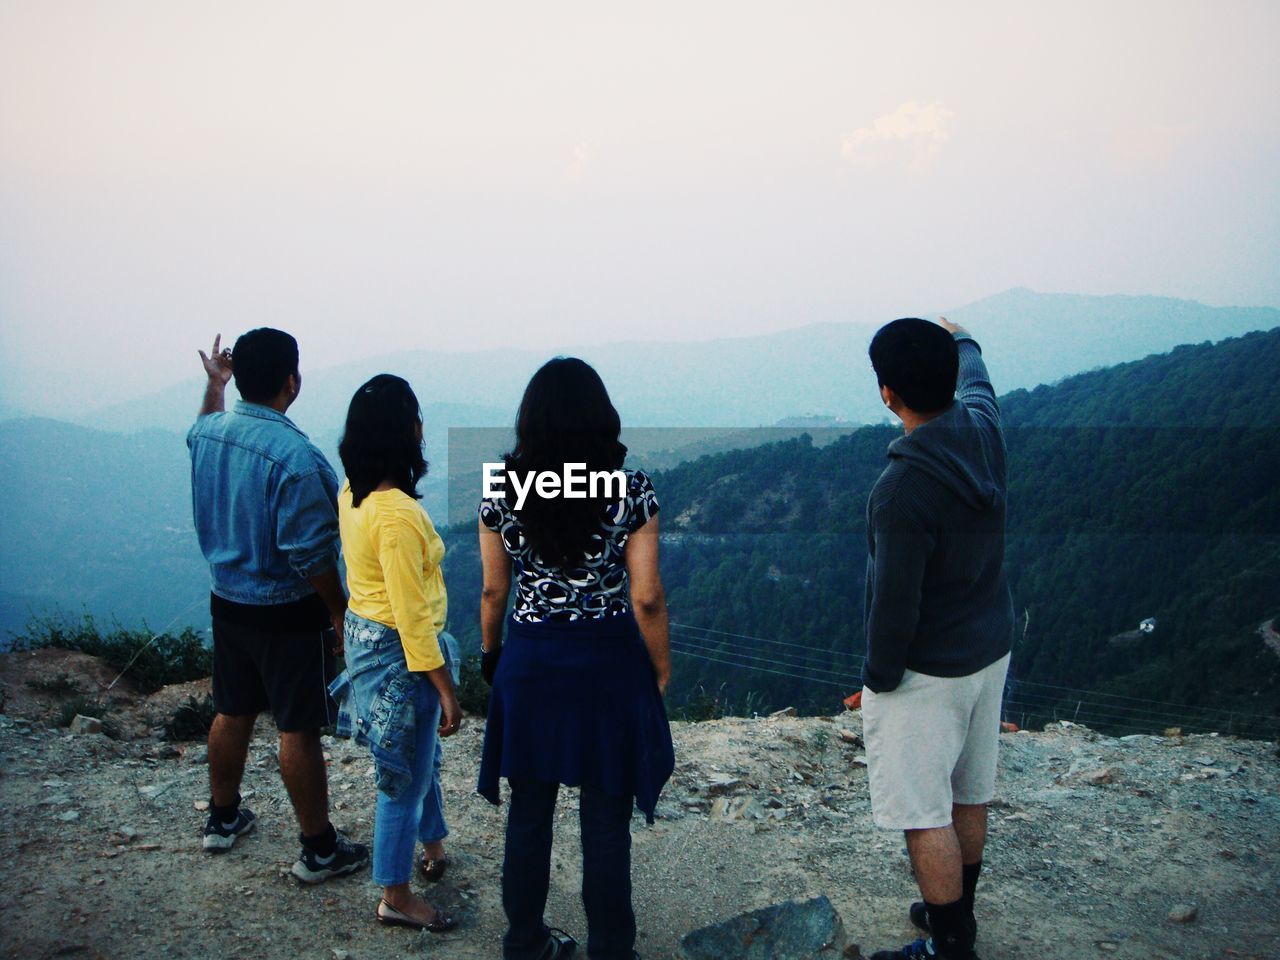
[841, 101, 955, 173]
[564, 141, 591, 182]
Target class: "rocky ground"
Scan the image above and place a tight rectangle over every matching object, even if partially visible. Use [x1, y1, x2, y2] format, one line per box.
[1, 648, 1278, 960]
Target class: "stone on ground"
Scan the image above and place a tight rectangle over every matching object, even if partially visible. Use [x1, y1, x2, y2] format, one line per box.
[676, 895, 847, 959]
[69, 714, 102, 735]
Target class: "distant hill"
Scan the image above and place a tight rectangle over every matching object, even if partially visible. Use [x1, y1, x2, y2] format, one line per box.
[77, 290, 1280, 436]
[0, 419, 208, 639]
[438, 327, 1280, 729]
[0, 400, 27, 423]
[0, 406, 469, 636]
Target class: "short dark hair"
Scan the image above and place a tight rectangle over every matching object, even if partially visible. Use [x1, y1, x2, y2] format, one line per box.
[868, 318, 958, 414]
[232, 328, 299, 404]
[339, 374, 428, 509]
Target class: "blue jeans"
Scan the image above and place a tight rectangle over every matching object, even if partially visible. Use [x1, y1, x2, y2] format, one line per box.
[502, 778, 636, 960]
[372, 675, 446, 886]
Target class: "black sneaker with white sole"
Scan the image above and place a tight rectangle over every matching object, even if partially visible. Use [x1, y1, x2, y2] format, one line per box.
[290, 830, 369, 884]
[202, 807, 258, 852]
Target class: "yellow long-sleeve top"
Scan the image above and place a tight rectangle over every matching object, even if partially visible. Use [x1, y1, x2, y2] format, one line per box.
[339, 481, 447, 672]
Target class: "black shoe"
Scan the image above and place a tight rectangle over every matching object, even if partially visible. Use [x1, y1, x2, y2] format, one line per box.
[870, 938, 939, 960]
[910, 901, 931, 934]
[538, 928, 577, 960]
[909, 902, 978, 942]
[202, 807, 257, 852]
[290, 829, 369, 884]
[871, 937, 978, 960]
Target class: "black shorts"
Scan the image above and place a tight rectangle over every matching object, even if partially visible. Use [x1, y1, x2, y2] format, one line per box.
[211, 615, 337, 732]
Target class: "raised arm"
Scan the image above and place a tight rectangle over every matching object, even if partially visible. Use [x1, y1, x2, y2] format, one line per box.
[937, 316, 1000, 426]
[197, 333, 233, 415]
[625, 514, 671, 695]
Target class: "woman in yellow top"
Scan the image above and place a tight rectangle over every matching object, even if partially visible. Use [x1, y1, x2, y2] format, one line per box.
[336, 374, 462, 932]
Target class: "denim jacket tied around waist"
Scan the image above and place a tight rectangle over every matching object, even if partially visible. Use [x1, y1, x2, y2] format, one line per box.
[328, 612, 459, 799]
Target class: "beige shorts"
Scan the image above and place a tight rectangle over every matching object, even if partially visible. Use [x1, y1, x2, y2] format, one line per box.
[862, 653, 1010, 830]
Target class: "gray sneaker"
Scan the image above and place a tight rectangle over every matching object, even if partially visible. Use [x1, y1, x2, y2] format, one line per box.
[290, 829, 369, 884]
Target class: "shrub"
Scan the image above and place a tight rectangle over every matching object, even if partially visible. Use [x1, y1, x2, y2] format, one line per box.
[25, 673, 82, 695]
[14, 615, 211, 694]
[671, 684, 728, 722]
[164, 695, 216, 741]
[455, 655, 491, 717]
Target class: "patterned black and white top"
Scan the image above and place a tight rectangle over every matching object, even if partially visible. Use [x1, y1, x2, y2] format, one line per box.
[478, 468, 660, 623]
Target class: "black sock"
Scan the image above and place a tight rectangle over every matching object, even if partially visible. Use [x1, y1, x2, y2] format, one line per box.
[209, 794, 240, 825]
[301, 823, 337, 858]
[962, 860, 983, 914]
[925, 898, 976, 959]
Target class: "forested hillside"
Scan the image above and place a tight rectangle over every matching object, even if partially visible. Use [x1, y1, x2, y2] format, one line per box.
[441, 329, 1280, 736]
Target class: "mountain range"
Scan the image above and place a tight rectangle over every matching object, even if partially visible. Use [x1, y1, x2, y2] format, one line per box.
[70, 289, 1280, 435]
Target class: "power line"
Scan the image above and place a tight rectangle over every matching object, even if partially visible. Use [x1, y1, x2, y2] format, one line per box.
[1004, 685, 1236, 725]
[670, 620, 1279, 724]
[668, 640, 863, 685]
[1010, 679, 1280, 724]
[670, 621, 860, 659]
[672, 629, 1233, 726]
[670, 625, 866, 672]
[1000, 697, 1274, 738]
[668, 643, 851, 688]
[669, 637, 1277, 736]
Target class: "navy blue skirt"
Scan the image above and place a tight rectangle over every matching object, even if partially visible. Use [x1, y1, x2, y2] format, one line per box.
[477, 611, 675, 824]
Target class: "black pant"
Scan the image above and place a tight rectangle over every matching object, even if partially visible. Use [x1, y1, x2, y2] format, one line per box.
[502, 777, 636, 960]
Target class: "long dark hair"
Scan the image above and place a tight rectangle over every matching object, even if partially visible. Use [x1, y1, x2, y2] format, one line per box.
[504, 357, 627, 566]
[339, 374, 428, 508]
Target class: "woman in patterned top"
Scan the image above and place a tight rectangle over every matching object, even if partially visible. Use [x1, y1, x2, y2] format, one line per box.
[477, 357, 674, 960]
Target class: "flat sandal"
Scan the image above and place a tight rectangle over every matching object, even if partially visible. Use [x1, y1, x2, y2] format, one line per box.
[375, 898, 457, 933]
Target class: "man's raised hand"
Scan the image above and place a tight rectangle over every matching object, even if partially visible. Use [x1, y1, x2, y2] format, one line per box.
[936, 316, 962, 335]
[198, 334, 234, 386]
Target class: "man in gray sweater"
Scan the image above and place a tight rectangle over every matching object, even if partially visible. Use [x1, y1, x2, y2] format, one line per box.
[861, 317, 1015, 960]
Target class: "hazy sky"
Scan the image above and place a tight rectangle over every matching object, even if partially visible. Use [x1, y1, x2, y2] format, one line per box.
[2, 1, 1278, 415]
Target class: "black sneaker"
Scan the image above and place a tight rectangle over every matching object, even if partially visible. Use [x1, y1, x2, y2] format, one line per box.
[290, 830, 369, 884]
[202, 807, 257, 852]
[909, 903, 977, 943]
[910, 901, 931, 934]
[871, 938, 977, 960]
[538, 928, 577, 960]
[870, 938, 939, 960]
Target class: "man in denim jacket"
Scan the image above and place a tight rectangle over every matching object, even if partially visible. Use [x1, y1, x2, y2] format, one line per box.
[188, 329, 368, 883]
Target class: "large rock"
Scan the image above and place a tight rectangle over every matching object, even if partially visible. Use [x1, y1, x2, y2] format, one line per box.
[69, 715, 102, 735]
[704, 772, 745, 796]
[676, 896, 847, 959]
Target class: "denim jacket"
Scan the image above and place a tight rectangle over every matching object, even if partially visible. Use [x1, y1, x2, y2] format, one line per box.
[329, 612, 459, 798]
[188, 401, 340, 605]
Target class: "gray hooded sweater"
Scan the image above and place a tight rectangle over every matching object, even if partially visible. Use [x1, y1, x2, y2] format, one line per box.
[862, 333, 1015, 692]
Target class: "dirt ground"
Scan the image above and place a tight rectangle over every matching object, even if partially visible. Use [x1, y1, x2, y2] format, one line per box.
[1, 650, 1278, 960]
